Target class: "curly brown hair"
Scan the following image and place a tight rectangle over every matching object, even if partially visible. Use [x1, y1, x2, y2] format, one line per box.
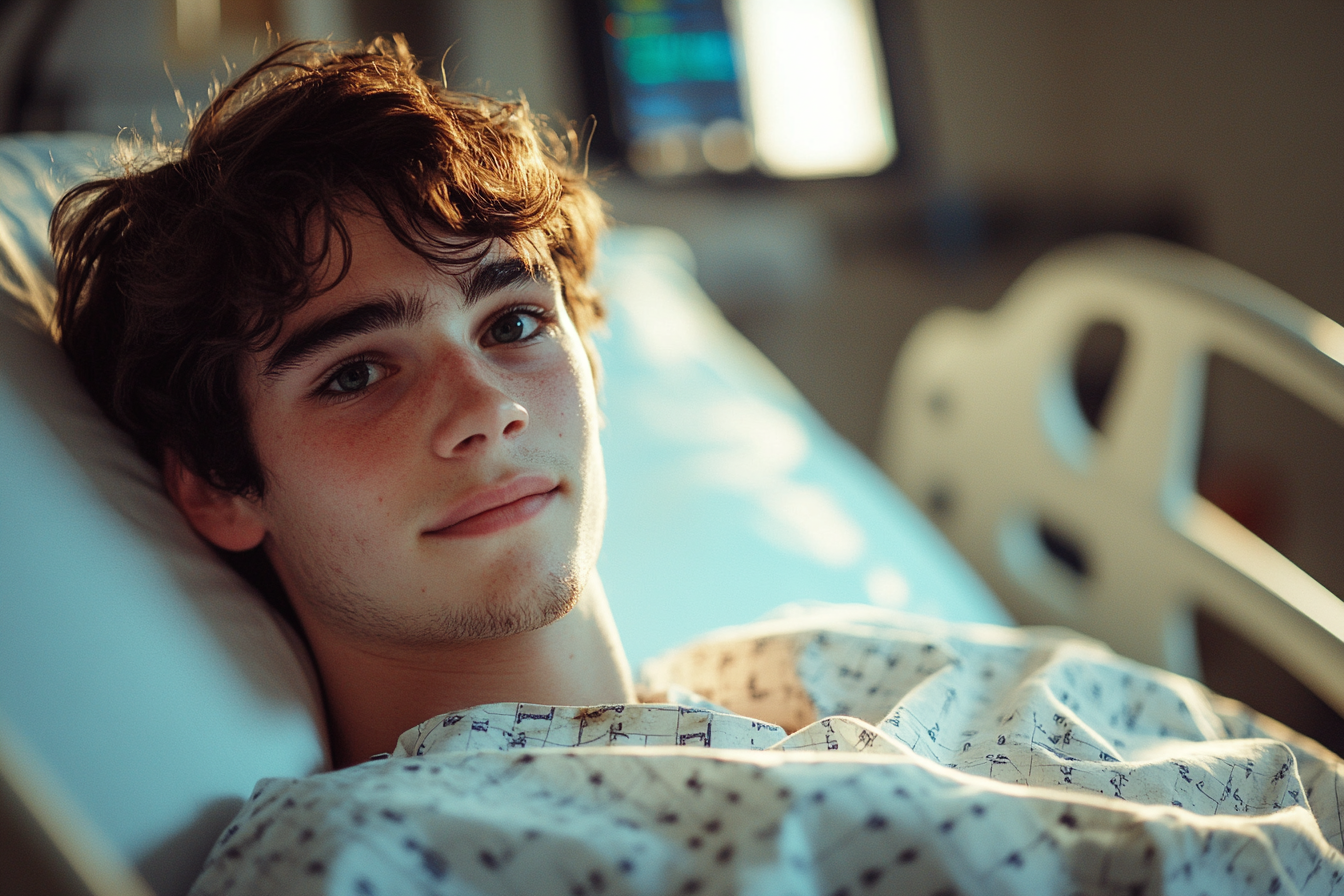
[52, 35, 607, 500]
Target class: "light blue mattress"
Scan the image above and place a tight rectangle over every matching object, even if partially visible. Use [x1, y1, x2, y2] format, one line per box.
[593, 228, 1009, 667]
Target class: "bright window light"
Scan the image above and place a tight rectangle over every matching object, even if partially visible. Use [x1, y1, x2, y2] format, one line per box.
[728, 0, 897, 179]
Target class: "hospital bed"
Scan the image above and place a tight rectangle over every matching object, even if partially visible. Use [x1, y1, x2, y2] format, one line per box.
[1, 133, 1340, 895]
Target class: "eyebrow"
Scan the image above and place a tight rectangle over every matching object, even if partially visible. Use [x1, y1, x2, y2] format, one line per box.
[461, 257, 557, 306]
[264, 290, 427, 378]
[261, 259, 557, 379]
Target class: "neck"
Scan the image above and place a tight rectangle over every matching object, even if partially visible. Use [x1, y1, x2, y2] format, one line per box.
[304, 576, 635, 768]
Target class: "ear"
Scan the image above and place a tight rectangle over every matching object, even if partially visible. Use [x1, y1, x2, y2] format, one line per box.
[163, 450, 267, 552]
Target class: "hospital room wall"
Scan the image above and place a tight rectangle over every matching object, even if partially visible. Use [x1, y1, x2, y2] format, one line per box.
[915, 1, 1343, 331]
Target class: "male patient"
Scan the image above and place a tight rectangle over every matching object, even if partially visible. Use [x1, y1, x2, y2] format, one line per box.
[53, 36, 634, 768]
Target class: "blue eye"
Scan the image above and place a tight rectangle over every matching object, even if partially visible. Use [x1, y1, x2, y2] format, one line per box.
[488, 311, 542, 345]
[327, 360, 382, 394]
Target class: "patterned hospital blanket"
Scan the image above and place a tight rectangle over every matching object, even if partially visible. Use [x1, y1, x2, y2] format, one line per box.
[190, 605, 1344, 895]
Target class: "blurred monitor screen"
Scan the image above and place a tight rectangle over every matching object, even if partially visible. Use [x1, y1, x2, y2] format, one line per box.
[580, 0, 898, 180]
[599, 0, 751, 177]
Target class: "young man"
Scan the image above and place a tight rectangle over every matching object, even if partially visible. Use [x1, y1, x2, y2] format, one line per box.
[52, 36, 633, 768]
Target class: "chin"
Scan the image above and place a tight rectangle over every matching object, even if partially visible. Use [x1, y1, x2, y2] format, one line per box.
[449, 572, 581, 642]
[378, 567, 584, 647]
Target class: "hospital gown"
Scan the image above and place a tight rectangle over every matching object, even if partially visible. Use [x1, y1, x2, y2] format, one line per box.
[189, 604, 1344, 895]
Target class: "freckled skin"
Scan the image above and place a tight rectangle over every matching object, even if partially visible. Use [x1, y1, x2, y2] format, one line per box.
[241, 216, 607, 648]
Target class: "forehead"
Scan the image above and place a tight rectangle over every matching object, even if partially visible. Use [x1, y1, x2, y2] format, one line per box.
[316, 209, 550, 291]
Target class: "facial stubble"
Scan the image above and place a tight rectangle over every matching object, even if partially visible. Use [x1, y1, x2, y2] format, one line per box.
[289, 543, 587, 648]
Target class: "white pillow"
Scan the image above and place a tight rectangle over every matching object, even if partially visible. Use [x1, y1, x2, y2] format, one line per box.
[0, 134, 328, 896]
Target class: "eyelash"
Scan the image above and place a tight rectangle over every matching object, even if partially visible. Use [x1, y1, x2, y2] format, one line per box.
[314, 353, 385, 401]
[311, 305, 556, 401]
[486, 304, 554, 345]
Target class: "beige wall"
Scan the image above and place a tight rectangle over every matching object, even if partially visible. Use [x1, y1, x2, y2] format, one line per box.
[915, 0, 1344, 319]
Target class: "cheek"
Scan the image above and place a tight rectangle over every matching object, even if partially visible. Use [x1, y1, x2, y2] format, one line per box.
[256, 407, 419, 522]
[536, 345, 605, 500]
[526, 370, 585, 438]
[548, 336, 601, 437]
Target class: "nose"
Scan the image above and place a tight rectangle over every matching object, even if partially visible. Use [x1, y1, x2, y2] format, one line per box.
[429, 356, 529, 458]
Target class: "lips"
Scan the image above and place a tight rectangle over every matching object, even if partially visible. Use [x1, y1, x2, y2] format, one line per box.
[423, 474, 560, 538]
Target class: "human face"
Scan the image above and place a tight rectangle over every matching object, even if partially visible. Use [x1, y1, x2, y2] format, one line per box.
[242, 215, 605, 648]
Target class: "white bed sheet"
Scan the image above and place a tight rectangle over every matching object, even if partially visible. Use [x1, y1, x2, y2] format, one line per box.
[189, 605, 1344, 895]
